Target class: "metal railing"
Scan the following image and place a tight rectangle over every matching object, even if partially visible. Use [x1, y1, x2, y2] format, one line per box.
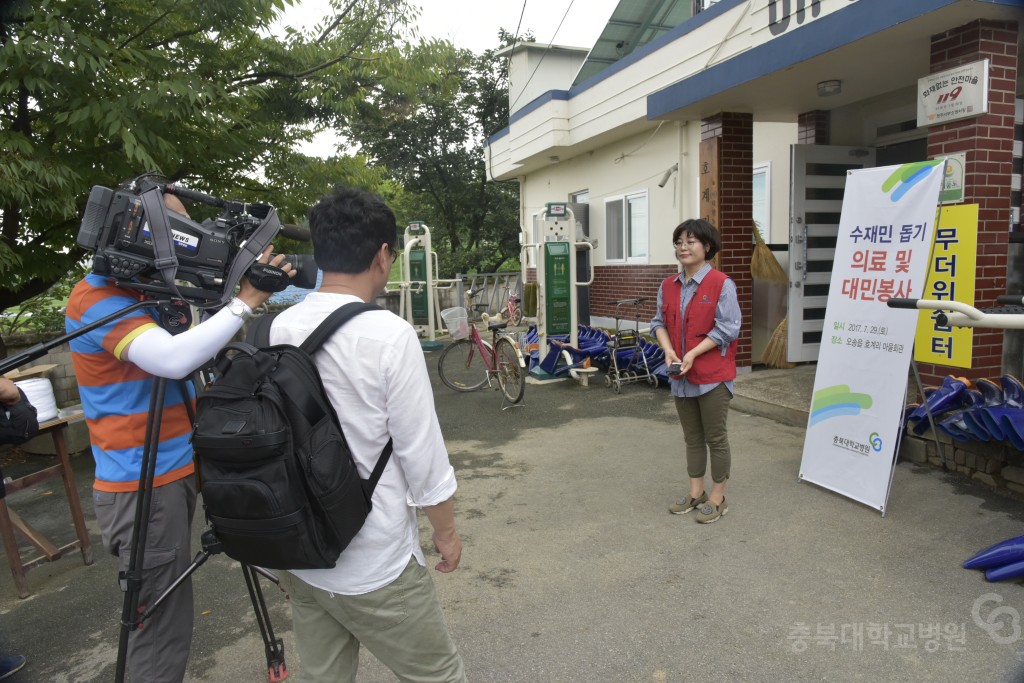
[456, 272, 523, 317]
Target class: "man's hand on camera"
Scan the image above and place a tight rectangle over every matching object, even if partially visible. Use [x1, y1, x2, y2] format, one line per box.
[238, 246, 295, 310]
[163, 193, 190, 217]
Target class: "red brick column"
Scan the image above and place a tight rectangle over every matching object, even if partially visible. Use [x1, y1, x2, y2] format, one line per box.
[798, 110, 830, 145]
[920, 19, 1019, 388]
[701, 112, 753, 369]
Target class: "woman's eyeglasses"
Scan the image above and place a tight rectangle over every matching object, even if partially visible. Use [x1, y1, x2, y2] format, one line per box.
[673, 240, 701, 249]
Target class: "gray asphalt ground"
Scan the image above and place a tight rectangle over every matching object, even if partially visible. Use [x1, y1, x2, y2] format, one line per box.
[2, 357, 1024, 682]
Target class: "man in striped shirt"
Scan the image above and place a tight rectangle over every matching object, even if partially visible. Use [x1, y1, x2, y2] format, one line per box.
[66, 191, 289, 682]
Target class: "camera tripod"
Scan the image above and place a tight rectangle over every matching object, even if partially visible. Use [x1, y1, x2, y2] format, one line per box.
[0, 296, 288, 682]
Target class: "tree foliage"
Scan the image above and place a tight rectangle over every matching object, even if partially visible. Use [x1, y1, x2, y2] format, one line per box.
[345, 30, 522, 277]
[0, 0, 444, 319]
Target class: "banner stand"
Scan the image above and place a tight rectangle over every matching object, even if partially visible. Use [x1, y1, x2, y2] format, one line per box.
[798, 160, 947, 515]
[910, 358, 950, 470]
[883, 383, 911, 518]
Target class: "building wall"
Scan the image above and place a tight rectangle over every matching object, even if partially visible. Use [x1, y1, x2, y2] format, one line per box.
[752, 121, 798, 245]
[520, 117, 789, 351]
[919, 18, 1020, 387]
[507, 45, 589, 116]
[830, 87, 920, 148]
[520, 123, 690, 271]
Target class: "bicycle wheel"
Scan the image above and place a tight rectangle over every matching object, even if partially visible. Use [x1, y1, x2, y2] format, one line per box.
[438, 339, 491, 392]
[494, 337, 526, 404]
[509, 307, 524, 326]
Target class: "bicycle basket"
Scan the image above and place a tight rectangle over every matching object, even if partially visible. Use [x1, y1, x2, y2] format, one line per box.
[441, 307, 470, 340]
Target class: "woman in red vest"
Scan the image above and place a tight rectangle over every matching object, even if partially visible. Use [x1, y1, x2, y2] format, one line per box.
[651, 219, 741, 524]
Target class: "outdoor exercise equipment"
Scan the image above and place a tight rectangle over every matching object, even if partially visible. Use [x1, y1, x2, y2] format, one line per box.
[521, 203, 594, 380]
[392, 221, 455, 345]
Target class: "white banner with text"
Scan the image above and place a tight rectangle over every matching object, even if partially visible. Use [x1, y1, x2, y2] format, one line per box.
[799, 161, 945, 514]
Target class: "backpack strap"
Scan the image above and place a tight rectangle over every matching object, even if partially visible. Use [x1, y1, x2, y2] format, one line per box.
[246, 312, 279, 347]
[301, 301, 392, 495]
[364, 438, 393, 498]
[300, 302, 383, 354]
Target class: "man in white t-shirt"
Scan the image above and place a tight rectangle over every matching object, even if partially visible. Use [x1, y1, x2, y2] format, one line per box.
[269, 185, 465, 682]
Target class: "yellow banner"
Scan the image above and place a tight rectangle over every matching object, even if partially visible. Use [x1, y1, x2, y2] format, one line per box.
[913, 204, 979, 367]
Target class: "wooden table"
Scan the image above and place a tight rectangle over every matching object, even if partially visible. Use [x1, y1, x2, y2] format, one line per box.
[0, 415, 94, 598]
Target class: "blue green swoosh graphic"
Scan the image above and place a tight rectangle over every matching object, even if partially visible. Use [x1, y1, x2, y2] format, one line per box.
[810, 384, 874, 426]
[881, 161, 942, 202]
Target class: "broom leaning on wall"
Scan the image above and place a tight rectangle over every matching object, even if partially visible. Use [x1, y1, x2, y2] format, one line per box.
[751, 226, 794, 369]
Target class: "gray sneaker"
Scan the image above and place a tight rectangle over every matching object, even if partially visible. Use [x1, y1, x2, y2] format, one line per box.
[669, 491, 708, 515]
[695, 497, 728, 524]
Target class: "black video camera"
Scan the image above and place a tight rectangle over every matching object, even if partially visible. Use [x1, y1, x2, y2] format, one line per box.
[75, 176, 317, 306]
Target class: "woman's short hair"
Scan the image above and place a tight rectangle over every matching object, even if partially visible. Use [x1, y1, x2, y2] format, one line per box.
[672, 219, 721, 261]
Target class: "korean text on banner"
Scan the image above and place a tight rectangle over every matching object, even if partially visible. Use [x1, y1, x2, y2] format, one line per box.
[799, 161, 945, 514]
[914, 204, 979, 368]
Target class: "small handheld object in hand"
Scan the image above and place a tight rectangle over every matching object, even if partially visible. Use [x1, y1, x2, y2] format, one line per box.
[669, 361, 683, 375]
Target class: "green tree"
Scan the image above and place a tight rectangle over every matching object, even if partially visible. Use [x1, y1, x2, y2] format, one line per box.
[345, 30, 522, 277]
[0, 0, 443, 338]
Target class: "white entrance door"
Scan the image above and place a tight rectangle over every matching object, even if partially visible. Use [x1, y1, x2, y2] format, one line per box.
[787, 144, 876, 362]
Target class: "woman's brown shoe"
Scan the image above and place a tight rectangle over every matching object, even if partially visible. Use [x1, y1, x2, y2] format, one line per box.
[668, 491, 708, 515]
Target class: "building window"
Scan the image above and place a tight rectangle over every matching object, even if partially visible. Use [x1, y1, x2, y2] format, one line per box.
[752, 162, 771, 242]
[570, 190, 589, 204]
[605, 191, 648, 263]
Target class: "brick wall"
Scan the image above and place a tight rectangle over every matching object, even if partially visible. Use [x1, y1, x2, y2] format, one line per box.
[921, 19, 1019, 388]
[798, 110, 830, 145]
[588, 265, 680, 321]
[702, 112, 754, 368]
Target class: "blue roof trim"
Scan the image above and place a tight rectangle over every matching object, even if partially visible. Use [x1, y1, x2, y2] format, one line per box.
[487, 0, 744, 145]
[487, 0, 1023, 146]
[648, 0, 965, 119]
[513, 90, 570, 120]
[487, 90, 570, 145]
[568, 0, 742, 95]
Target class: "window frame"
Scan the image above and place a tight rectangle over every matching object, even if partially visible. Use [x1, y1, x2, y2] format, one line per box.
[604, 190, 649, 264]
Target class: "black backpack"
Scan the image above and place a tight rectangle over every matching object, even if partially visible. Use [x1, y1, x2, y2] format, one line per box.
[192, 302, 392, 570]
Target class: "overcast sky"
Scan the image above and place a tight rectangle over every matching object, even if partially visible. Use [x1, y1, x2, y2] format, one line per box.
[280, 0, 620, 54]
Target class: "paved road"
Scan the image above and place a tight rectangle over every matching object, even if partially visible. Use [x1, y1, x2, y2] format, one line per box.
[2, 353, 1024, 682]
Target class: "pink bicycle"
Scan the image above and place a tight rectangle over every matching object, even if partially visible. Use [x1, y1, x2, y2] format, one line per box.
[500, 285, 524, 327]
[471, 284, 524, 327]
[437, 315, 526, 405]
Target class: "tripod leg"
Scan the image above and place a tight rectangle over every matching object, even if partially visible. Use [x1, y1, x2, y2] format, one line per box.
[242, 564, 288, 682]
[138, 549, 212, 622]
[115, 377, 167, 683]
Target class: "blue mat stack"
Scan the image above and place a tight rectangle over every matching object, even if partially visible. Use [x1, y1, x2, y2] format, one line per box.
[526, 325, 668, 384]
[904, 374, 1024, 450]
[964, 536, 1024, 582]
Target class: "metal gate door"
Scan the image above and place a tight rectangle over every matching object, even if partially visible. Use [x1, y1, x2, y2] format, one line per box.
[787, 144, 875, 362]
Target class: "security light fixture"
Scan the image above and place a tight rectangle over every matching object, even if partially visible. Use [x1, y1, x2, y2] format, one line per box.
[817, 80, 842, 97]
